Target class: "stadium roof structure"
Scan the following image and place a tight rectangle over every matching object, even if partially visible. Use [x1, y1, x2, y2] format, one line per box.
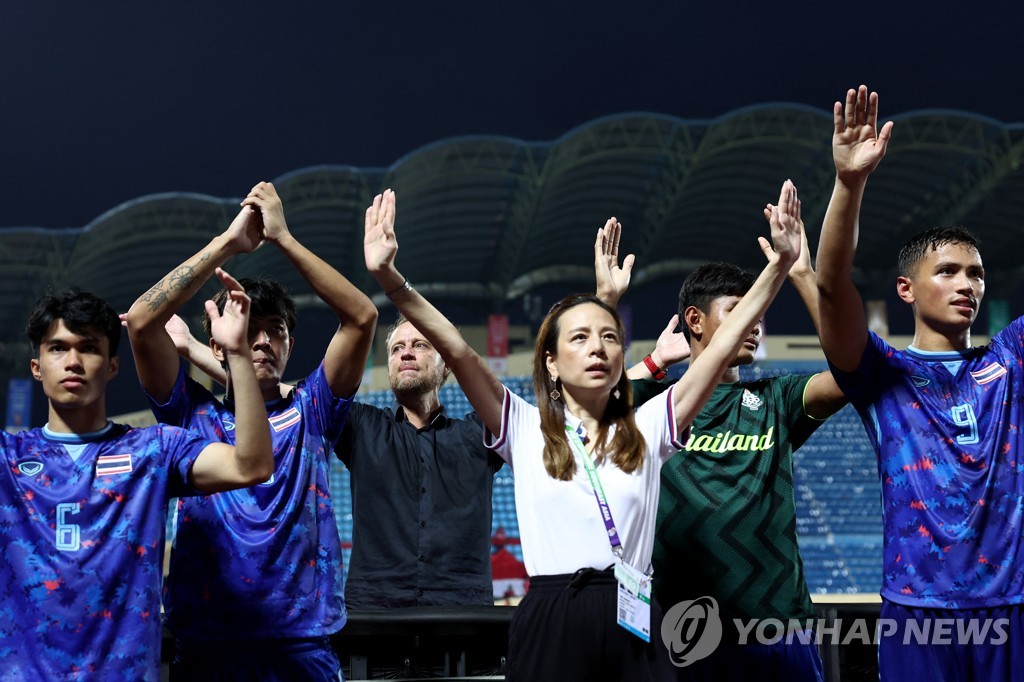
[2, 104, 1024, 382]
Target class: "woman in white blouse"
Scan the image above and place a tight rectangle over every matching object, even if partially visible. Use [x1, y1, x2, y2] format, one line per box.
[364, 184, 801, 681]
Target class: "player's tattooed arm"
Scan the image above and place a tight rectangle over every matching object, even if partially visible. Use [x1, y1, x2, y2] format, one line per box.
[142, 253, 215, 312]
[126, 204, 263, 402]
[140, 278, 169, 312]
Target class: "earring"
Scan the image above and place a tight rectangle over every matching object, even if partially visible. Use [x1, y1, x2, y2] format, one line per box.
[549, 377, 561, 402]
[613, 388, 621, 400]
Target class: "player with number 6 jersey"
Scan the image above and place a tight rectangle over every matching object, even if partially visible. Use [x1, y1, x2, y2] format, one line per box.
[1, 423, 216, 680]
[0, 281, 272, 681]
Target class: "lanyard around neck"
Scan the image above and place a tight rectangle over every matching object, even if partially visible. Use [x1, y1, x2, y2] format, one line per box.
[564, 424, 623, 557]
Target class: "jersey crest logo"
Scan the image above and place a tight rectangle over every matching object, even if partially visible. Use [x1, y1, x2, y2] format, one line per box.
[222, 415, 236, 431]
[96, 453, 133, 476]
[740, 389, 763, 411]
[17, 460, 44, 476]
[911, 374, 931, 387]
[971, 363, 1007, 386]
[269, 407, 301, 432]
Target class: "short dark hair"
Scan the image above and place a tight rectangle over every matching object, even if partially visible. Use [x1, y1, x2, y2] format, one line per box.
[897, 227, 980, 278]
[677, 262, 757, 341]
[203, 277, 297, 337]
[26, 288, 121, 356]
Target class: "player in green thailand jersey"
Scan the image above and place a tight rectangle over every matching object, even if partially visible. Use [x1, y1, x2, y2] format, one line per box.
[601, 188, 849, 680]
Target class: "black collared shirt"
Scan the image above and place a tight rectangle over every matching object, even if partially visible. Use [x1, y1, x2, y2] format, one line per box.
[337, 401, 504, 609]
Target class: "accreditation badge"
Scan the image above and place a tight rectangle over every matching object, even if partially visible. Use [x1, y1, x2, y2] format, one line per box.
[614, 558, 652, 642]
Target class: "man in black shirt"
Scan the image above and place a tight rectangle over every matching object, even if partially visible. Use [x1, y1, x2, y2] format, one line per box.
[337, 313, 504, 609]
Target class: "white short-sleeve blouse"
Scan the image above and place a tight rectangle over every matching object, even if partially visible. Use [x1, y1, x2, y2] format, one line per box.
[486, 386, 686, 577]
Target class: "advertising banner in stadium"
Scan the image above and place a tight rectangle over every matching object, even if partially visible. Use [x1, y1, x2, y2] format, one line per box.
[487, 314, 509, 376]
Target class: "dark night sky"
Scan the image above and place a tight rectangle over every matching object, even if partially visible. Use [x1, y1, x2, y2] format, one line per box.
[2, 3, 1021, 230]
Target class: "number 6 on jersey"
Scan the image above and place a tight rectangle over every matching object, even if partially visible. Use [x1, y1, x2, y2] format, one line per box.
[56, 502, 81, 551]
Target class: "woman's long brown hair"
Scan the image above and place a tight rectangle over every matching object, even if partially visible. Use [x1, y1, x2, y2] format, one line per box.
[532, 294, 646, 480]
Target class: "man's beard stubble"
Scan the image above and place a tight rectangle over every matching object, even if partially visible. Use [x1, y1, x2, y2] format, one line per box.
[390, 366, 444, 398]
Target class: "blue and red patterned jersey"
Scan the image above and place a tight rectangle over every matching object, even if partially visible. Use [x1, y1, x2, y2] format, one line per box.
[0, 421, 208, 681]
[151, 362, 351, 639]
[832, 318, 1024, 608]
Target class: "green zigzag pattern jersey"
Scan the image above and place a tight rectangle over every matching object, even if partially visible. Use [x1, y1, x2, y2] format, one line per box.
[635, 376, 821, 622]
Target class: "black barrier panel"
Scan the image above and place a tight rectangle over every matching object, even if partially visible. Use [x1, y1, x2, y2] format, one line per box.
[162, 601, 883, 680]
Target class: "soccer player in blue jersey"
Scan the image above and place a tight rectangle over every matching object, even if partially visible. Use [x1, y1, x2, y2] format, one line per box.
[0, 278, 272, 681]
[817, 85, 1024, 679]
[125, 181, 377, 681]
[152, 194, 503, 610]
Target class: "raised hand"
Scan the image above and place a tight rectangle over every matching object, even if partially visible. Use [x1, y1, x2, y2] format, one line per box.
[764, 194, 812, 278]
[833, 85, 894, 183]
[594, 217, 635, 307]
[206, 268, 251, 355]
[363, 189, 398, 275]
[652, 314, 690, 367]
[164, 314, 194, 354]
[242, 182, 290, 243]
[758, 180, 802, 268]
[224, 205, 263, 254]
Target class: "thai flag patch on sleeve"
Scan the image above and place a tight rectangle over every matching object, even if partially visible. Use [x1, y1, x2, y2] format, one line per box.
[96, 454, 133, 476]
[269, 407, 301, 433]
[971, 363, 1007, 386]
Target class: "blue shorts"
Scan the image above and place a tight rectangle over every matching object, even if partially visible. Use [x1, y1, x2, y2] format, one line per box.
[170, 636, 343, 682]
[878, 600, 1024, 681]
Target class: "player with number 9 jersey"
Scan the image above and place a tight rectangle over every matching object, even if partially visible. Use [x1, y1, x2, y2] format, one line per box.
[832, 319, 1024, 608]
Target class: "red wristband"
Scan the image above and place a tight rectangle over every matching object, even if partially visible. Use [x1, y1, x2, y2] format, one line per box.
[643, 354, 667, 380]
